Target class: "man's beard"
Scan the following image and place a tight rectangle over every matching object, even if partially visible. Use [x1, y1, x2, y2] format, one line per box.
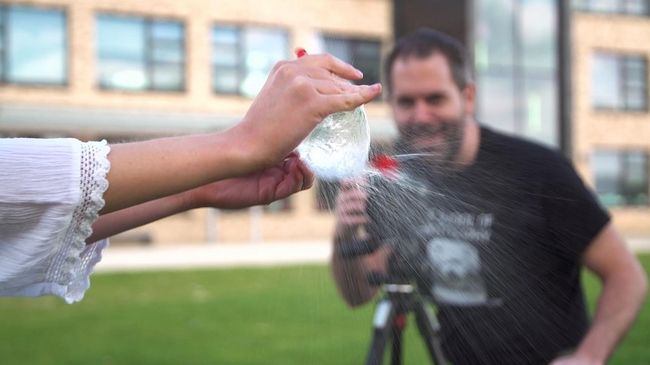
[394, 116, 465, 168]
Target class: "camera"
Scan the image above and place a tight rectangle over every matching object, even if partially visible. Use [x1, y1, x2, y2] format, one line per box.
[364, 169, 437, 298]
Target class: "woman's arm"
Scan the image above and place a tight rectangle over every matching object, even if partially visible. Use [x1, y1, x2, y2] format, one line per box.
[89, 153, 313, 243]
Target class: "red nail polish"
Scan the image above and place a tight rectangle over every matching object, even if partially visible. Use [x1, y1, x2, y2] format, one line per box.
[295, 48, 307, 58]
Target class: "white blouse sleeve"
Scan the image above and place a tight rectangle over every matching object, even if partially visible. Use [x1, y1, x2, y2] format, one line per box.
[0, 138, 111, 303]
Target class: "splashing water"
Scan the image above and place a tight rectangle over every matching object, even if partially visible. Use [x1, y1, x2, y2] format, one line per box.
[366, 153, 447, 198]
[316, 134, 611, 363]
[298, 105, 370, 181]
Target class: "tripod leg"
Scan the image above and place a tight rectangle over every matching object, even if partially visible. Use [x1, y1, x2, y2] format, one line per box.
[390, 313, 407, 365]
[366, 299, 395, 365]
[413, 301, 450, 365]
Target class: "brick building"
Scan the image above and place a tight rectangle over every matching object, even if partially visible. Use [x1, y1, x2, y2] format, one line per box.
[572, 0, 650, 235]
[1, 0, 648, 244]
[0, 0, 393, 243]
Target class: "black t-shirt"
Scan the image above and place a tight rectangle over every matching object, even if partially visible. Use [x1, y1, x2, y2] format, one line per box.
[366, 127, 610, 365]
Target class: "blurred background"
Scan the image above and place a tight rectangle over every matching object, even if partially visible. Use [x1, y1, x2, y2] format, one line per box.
[1, 1, 650, 364]
[0, 0, 648, 244]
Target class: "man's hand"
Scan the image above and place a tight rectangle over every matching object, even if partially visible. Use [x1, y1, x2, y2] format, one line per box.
[334, 177, 370, 241]
[331, 177, 390, 307]
[187, 152, 314, 209]
[549, 353, 603, 365]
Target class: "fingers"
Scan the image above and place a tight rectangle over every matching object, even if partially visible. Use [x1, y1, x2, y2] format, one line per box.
[285, 151, 299, 159]
[298, 65, 339, 81]
[296, 159, 314, 190]
[283, 60, 378, 96]
[294, 71, 381, 114]
[335, 179, 369, 227]
[323, 83, 382, 111]
[280, 156, 303, 194]
[297, 53, 364, 81]
[281, 154, 314, 193]
[311, 78, 360, 95]
[295, 52, 377, 109]
[237, 53, 381, 169]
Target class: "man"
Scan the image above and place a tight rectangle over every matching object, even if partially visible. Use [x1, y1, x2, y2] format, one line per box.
[331, 29, 647, 365]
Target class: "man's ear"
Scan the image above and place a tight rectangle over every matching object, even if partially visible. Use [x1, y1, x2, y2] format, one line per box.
[463, 83, 476, 115]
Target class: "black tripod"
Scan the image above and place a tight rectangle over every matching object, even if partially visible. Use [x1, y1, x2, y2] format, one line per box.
[364, 271, 449, 365]
[338, 233, 450, 365]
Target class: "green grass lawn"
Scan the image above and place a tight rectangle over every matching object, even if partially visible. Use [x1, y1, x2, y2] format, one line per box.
[1, 256, 649, 365]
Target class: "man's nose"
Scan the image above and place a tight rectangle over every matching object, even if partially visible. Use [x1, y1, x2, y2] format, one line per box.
[411, 100, 431, 123]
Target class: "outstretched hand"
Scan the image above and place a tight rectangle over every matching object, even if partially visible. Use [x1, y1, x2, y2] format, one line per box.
[187, 152, 314, 210]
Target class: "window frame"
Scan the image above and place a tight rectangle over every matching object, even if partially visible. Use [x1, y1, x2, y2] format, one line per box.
[473, 0, 561, 147]
[0, 4, 68, 87]
[592, 52, 648, 112]
[211, 23, 289, 97]
[574, 0, 650, 16]
[96, 13, 186, 93]
[593, 149, 650, 207]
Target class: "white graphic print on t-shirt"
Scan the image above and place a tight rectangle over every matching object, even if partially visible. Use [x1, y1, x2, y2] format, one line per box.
[421, 210, 495, 306]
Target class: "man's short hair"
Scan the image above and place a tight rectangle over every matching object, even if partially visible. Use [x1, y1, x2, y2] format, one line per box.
[384, 28, 472, 94]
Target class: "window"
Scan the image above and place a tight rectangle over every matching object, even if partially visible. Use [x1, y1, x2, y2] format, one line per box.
[97, 14, 185, 91]
[212, 25, 288, 97]
[323, 36, 382, 87]
[592, 150, 649, 207]
[592, 53, 647, 111]
[474, 0, 559, 147]
[0, 5, 66, 85]
[574, 0, 650, 15]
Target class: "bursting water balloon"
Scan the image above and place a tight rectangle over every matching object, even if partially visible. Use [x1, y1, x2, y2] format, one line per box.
[294, 47, 371, 181]
[298, 105, 370, 181]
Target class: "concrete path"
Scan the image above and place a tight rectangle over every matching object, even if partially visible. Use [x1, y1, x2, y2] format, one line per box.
[628, 237, 650, 253]
[95, 241, 332, 272]
[95, 237, 650, 273]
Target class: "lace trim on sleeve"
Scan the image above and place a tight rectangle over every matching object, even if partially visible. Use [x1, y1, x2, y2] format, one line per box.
[46, 140, 111, 303]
